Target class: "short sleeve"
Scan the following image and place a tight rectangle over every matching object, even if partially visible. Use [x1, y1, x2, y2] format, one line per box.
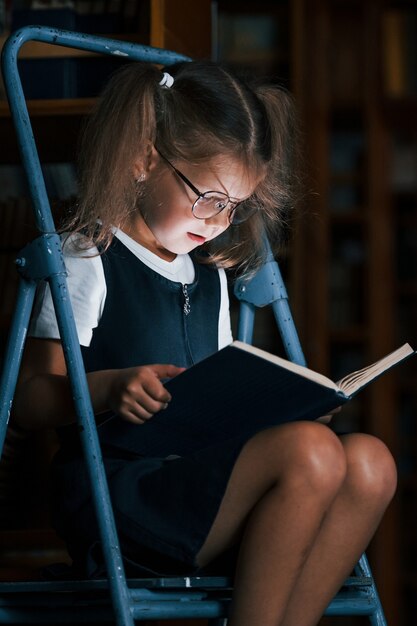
[29, 234, 106, 347]
[218, 268, 233, 349]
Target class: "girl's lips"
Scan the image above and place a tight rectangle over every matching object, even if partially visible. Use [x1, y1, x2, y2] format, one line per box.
[187, 232, 206, 243]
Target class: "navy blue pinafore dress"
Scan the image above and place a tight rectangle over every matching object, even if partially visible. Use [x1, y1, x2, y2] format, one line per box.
[50, 237, 248, 577]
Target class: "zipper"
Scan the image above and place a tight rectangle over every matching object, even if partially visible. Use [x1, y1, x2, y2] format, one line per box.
[182, 283, 191, 316]
[181, 283, 194, 365]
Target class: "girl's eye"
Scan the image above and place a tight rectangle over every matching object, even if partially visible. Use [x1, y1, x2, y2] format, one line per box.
[200, 192, 229, 210]
[214, 199, 228, 211]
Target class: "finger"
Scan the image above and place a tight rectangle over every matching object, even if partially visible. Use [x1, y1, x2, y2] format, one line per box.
[124, 371, 170, 406]
[138, 393, 170, 415]
[121, 410, 148, 425]
[120, 401, 161, 424]
[151, 364, 186, 380]
[329, 406, 342, 415]
[126, 382, 170, 415]
[316, 414, 333, 424]
[142, 374, 173, 404]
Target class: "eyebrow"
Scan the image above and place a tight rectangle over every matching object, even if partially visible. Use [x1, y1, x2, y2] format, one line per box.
[156, 148, 243, 202]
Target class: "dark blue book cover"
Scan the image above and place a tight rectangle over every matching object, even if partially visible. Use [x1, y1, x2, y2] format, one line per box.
[97, 341, 414, 457]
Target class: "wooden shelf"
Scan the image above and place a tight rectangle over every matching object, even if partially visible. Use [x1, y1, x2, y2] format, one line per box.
[0, 31, 148, 117]
[0, 98, 96, 117]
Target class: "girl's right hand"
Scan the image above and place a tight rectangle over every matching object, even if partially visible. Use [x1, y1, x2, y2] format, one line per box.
[316, 406, 342, 424]
[13, 338, 185, 430]
[107, 364, 185, 424]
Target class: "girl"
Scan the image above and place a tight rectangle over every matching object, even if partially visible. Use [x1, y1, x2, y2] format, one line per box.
[13, 60, 397, 626]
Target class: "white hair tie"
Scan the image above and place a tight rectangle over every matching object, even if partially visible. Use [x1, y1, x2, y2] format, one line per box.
[159, 72, 174, 89]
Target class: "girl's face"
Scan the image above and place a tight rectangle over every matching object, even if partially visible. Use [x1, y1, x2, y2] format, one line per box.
[131, 152, 261, 261]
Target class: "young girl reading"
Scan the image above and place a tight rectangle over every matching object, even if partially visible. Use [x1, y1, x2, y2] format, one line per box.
[13, 60, 397, 626]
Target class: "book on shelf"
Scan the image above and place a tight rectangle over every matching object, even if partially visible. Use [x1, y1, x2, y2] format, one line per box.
[97, 340, 415, 457]
[11, 0, 145, 36]
[10, 3, 136, 99]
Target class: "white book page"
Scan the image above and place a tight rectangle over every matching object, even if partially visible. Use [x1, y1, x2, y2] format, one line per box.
[336, 343, 414, 396]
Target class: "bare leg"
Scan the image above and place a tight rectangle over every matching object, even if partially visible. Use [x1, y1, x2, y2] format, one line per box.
[196, 421, 348, 626]
[195, 423, 396, 626]
[280, 433, 397, 626]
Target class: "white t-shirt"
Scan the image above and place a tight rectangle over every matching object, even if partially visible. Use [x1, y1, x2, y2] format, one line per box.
[29, 229, 233, 349]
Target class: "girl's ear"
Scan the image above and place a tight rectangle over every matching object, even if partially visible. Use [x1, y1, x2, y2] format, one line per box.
[132, 145, 159, 181]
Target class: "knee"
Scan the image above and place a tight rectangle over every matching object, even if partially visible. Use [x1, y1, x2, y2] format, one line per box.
[342, 433, 397, 505]
[256, 421, 347, 496]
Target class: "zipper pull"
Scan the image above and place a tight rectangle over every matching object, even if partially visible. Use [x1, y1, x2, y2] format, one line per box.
[182, 284, 191, 315]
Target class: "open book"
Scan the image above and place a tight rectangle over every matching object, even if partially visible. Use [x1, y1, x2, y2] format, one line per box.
[232, 341, 415, 397]
[98, 341, 415, 457]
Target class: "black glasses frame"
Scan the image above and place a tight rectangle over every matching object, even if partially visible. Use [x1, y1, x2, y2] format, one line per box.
[156, 148, 255, 224]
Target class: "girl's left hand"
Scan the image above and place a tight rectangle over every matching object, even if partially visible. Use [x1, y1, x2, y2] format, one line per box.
[316, 406, 342, 424]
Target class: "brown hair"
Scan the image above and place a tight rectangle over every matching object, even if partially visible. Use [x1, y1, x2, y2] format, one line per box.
[68, 60, 300, 276]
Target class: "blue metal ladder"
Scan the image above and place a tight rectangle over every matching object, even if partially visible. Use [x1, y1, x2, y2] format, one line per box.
[0, 26, 387, 625]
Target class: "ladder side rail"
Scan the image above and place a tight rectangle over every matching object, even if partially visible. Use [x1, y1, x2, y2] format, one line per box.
[236, 301, 256, 344]
[354, 553, 386, 626]
[235, 236, 306, 366]
[0, 234, 134, 626]
[0, 276, 37, 455]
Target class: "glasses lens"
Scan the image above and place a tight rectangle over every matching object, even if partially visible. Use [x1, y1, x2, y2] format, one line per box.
[229, 199, 259, 224]
[193, 192, 230, 219]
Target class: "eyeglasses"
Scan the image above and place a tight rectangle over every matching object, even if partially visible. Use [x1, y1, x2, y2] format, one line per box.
[156, 149, 258, 225]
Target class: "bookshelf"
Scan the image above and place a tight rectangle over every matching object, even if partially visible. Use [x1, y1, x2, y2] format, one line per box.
[1, 2, 416, 624]
[388, 72, 417, 626]
[291, 1, 417, 624]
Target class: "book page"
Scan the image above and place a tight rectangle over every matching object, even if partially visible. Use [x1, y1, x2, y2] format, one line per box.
[337, 343, 415, 396]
